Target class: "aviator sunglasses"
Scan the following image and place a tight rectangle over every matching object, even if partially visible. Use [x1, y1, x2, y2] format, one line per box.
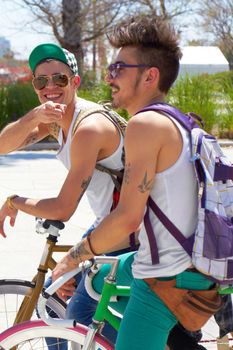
[32, 73, 74, 90]
[107, 63, 152, 79]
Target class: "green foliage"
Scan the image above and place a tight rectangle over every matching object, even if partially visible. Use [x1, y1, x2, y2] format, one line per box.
[1, 70, 233, 137]
[167, 75, 217, 133]
[0, 82, 38, 129]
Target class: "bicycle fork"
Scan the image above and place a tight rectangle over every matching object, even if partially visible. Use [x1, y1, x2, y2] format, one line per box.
[82, 256, 127, 350]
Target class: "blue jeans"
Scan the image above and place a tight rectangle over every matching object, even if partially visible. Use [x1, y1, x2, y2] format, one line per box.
[45, 227, 133, 350]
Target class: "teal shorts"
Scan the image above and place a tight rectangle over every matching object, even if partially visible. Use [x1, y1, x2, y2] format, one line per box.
[92, 253, 214, 350]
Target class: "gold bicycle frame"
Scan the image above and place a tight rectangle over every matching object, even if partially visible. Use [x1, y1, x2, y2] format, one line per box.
[13, 224, 72, 325]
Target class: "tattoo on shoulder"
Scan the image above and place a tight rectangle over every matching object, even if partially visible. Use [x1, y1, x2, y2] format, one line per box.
[123, 162, 131, 185]
[138, 171, 154, 193]
[69, 241, 89, 260]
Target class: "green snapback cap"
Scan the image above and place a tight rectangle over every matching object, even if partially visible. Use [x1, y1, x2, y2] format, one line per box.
[29, 43, 79, 75]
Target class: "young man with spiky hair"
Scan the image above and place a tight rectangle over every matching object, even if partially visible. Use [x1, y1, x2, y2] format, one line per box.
[53, 16, 225, 349]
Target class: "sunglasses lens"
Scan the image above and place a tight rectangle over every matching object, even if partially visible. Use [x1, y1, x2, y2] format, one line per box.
[108, 65, 117, 79]
[33, 76, 48, 90]
[53, 74, 69, 87]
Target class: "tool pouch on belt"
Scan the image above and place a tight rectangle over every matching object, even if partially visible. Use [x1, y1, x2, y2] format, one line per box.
[144, 278, 223, 331]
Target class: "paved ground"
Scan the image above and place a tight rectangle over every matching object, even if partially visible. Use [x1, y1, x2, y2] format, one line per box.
[0, 148, 233, 349]
[0, 150, 95, 280]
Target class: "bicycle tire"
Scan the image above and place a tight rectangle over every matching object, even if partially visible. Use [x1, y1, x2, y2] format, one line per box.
[0, 320, 113, 350]
[0, 279, 66, 332]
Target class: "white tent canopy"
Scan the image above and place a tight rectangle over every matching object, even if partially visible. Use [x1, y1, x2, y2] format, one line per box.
[178, 46, 229, 79]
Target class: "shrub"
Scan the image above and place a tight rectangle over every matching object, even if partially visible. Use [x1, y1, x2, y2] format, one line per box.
[168, 75, 218, 133]
[1, 70, 233, 137]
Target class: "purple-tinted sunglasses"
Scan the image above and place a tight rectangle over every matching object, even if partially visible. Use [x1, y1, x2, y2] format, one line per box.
[107, 63, 151, 79]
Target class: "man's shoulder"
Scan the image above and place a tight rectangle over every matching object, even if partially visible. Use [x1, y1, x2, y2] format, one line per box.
[131, 110, 167, 126]
[76, 97, 101, 110]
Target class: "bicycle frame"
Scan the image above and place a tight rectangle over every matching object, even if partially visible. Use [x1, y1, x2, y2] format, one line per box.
[39, 256, 130, 350]
[12, 219, 72, 325]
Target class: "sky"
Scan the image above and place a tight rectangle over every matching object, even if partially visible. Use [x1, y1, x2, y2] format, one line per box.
[0, 0, 55, 60]
[0, 0, 205, 61]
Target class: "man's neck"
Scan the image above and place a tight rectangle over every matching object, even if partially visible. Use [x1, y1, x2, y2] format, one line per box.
[129, 93, 165, 116]
[60, 98, 77, 137]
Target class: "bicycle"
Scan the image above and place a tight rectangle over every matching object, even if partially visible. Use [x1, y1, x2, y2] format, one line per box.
[0, 218, 72, 332]
[0, 256, 233, 350]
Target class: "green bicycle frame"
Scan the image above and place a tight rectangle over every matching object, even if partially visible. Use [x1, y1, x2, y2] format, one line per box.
[93, 280, 130, 331]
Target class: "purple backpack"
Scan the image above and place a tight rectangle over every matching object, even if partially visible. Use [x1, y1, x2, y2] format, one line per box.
[138, 102, 233, 285]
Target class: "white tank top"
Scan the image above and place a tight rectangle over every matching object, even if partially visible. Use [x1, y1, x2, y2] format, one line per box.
[57, 99, 124, 227]
[132, 116, 198, 279]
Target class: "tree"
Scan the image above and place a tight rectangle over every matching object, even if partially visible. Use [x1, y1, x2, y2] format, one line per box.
[130, 0, 196, 34]
[199, 0, 233, 69]
[19, 0, 131, 77]
[17, 0, 197, 76]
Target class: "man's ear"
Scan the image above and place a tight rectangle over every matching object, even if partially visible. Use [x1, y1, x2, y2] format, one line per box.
[73, 75, 81, 89]
[145, 67, 160, 86]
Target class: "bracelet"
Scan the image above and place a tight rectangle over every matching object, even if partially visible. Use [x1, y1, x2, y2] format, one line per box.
[86, 234, 99, 256]
[6, 195, 19, 210]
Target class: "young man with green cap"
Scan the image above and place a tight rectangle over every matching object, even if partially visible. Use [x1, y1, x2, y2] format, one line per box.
[0, 42, 131, 343]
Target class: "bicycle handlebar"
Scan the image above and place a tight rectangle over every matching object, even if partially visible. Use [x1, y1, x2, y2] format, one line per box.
[37, 260, 93, 328]
[38, 256, 120, 328]
[35, 218, 65, 236]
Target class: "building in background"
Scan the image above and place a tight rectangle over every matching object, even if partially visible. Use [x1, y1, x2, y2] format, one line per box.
[0, 37, 11, 58]
[178, 46, 229, 79]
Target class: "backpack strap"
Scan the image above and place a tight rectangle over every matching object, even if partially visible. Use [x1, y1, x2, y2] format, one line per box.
[136, 102, 200, 264]
[72, 104, 127, 192]
[72, 104, 127, 137]
[147, 196, 194, 257]
[136, 102, 202, 132]
[48, 122, 60, 140]
[95, 164, 123, 192]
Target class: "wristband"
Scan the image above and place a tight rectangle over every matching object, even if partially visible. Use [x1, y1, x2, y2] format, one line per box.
[86, 234, 99, 256]
[6, 195, 19, 210]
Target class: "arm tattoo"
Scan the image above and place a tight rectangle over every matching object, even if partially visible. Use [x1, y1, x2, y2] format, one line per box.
[138, 171, 154, 193]
[77, 176, 92, 203]
[24, 134, 39, 147]
[81, 176, 92, 191]
[69, 241, 90, 261]
[123, 162, 131, 185]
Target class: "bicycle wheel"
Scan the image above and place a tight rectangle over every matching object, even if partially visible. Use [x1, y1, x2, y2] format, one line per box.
[0, 279, 66, 332]
[0, 320, 113, 350]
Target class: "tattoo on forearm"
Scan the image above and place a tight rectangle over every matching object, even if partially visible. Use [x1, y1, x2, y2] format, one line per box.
[69, 241, 90, 261]
[138, 171, 154, 193]
[123, 163, 131, 185]
[77, 176, 92, 203]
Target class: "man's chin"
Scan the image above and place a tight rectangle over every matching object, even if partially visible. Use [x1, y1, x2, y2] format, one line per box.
[111, 98, 121, 109]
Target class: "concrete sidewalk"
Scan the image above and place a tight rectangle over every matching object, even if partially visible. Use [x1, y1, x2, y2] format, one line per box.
[0, 150, 95, 280]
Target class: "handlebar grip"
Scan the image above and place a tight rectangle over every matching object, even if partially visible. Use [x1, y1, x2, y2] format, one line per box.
[38, 261, 93, 328]
[43, 220, 65, 230]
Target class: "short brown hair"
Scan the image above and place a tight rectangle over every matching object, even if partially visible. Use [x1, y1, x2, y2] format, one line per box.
[107, 16, 182, 93]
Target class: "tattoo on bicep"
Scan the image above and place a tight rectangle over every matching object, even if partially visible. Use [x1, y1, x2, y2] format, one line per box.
[138, 171, 154, 193]
[77, 176, 92, 203]
[81, 176, 92, 191]
[123, 162, 131, 185]
[69, 241, 90, 260]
